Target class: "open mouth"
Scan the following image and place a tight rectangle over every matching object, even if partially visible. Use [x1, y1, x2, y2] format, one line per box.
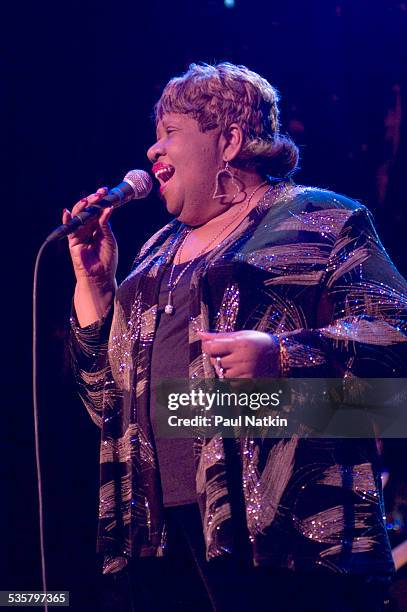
[152, 163, 175, 189]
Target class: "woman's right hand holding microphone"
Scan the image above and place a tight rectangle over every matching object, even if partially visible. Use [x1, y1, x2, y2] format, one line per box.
[64, 187, 118, 327]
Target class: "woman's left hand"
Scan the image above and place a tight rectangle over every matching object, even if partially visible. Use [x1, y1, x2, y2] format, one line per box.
[197, 330, 280, 378]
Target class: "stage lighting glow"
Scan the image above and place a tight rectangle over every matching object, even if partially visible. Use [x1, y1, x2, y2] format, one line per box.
[224, 0, 235, 7]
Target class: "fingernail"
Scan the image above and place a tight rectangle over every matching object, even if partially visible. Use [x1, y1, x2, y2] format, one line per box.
[63, 208, 70, 214]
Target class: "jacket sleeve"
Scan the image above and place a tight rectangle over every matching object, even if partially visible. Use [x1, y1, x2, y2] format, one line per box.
[70, 306, 114, 428]
[276, 206, 407, 378]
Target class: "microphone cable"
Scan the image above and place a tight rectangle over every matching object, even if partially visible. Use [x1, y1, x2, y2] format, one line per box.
[32, 240, 51, 612]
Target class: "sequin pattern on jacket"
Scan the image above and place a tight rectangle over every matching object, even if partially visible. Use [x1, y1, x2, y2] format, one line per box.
[71, 184, 406, 575]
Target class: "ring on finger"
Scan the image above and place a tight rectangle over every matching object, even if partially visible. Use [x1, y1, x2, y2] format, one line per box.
[216, 356, 225, 379]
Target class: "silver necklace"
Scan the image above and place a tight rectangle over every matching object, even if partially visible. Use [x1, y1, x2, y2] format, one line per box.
[164, 180, 268, 315]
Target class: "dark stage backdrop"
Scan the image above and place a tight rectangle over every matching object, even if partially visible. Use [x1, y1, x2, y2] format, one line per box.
[4, 0, 407, 610]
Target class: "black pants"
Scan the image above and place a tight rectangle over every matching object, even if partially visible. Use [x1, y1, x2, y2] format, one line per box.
[100, 503, 388, 612]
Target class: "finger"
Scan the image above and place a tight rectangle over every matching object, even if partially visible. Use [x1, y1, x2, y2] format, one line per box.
[71, 190, 106, 216]
[71, 196, 91, 217]
[212, 363, 249, 379]
[99, 206, 114, 227]
[228, 371, 253, 379]
[96, 186, 109, 196]
[66, 201, 100, 244]
[201, 338, 235, 357]
[209, 354, 236, 369]
[210, 356, 227, 379]
[62, 208, 71, 224]
[220, 366, 251, 378]
[211, 360, 228, 380]
[198, 330, 239, 340]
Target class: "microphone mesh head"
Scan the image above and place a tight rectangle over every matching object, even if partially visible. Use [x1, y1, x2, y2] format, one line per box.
[124, 169, 153, 199]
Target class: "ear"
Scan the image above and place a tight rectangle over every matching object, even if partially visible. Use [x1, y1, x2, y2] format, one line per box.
[222, 123, 244, 163]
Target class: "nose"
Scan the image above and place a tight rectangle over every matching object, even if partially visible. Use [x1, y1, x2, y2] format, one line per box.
[147, 139, 164, 164]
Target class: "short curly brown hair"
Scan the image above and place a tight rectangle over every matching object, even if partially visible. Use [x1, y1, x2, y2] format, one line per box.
[155, 62, 299, 178]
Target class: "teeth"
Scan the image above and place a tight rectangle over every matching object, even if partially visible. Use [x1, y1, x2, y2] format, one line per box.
[154, 166, 175, 183]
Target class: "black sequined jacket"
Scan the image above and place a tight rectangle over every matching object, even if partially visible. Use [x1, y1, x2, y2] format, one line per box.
[71, 183, 407, 576]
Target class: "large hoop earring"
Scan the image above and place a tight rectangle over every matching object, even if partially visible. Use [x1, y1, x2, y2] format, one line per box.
[212, 161, 241, 202]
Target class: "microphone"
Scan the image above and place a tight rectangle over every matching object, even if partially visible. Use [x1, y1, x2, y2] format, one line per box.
[46, 169, 153, 242]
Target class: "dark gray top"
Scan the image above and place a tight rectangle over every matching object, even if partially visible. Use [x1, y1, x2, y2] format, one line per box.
[150, 256, 204, 506]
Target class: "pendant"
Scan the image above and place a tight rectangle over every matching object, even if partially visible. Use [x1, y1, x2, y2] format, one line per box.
[165, 291, 174, 315]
